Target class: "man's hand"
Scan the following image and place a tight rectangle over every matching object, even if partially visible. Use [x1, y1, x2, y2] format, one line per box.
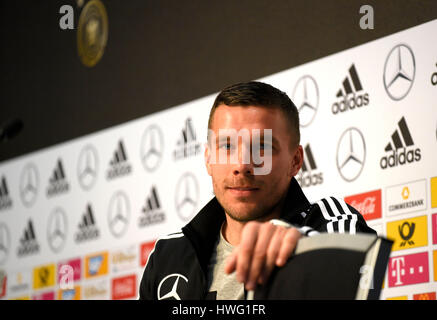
[224, 221, 302, 291]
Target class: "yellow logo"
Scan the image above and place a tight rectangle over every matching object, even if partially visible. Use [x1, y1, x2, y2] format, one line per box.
[431, 177, 437, 208]
[11, 296, 30, 300]
[401, 186, 410, 200]
[386, 215, 427, 251]
[387, 296, 407, 300]
[77, 0, 108, 67]
[33, 264, 55, 290]
[58, 286, 81, 300]
[85, 252, 108, 278]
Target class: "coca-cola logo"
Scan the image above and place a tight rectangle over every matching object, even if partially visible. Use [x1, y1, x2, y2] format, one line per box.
[349, 197, 376, 216]
[111, 275, 136, 300]
[345, 189, 382, 221]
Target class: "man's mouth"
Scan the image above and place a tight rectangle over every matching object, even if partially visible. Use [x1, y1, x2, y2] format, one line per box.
[226, 186, 260, 196]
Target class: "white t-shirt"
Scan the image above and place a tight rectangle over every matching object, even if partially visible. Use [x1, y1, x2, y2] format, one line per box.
[206, 225, 245, 300]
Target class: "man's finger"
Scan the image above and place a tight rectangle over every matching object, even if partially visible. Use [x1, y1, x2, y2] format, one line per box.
[245, 222, 276, 290]
[260, 226, 286, 284]
[235, 222, 259, 285]
[224, 247, 238, 274]
[276, 228, 301, 266]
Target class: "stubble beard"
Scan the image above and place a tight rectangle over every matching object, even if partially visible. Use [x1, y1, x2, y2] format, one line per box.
[213, 182, 288, 223]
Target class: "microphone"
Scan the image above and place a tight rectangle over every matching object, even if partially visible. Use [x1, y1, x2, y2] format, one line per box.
[0, 118, 24, 142]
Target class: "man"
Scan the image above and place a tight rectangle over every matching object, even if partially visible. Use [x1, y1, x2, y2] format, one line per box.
[139, 81, 375, 300]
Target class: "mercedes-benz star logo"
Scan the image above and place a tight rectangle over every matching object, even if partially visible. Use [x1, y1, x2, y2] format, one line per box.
[108, 191, 130, 238]
[336, 128, 366, 182]
[383, 44, 415, 101]
[175, 172, 199, 222]
[77, 144, 99, 190]
[292, 75, 319, 127]
[47, 207, 68, 253]
[19, 163, 39, 207]
[157, 273, 188, 300]
[0, 223, 10, 265]
[140, 124, 164, 172]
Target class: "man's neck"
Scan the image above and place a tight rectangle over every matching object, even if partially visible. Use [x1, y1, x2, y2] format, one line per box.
[221, 199, 286, 246]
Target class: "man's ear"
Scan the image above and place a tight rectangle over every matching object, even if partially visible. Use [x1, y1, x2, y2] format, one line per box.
[204, 142, 212, 176]
[289, 145, 303, 177]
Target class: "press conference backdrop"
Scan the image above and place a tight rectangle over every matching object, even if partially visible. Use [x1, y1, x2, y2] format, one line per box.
[0, 19, 436, 300]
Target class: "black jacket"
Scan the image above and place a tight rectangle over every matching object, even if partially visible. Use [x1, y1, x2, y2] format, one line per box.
[139, 177, 376, 300]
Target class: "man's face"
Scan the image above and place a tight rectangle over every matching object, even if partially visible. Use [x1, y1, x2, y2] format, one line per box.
[205, 104, 303, 222]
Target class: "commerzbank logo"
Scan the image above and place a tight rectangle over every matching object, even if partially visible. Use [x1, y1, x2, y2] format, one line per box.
[383, 44, 415, 101]
[8, 270, 31, 295]
[386, 180, 427, 217]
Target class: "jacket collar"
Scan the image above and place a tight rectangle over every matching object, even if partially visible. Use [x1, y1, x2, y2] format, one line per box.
[181, 177, 310, 274]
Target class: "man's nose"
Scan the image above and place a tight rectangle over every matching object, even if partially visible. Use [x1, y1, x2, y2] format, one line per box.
[232, 162, 254, 176]
[231, 144, 254, 176]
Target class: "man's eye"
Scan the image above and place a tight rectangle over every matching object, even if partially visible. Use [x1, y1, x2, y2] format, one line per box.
[255, 144, 273, 151]
[219, 143, 233, 150]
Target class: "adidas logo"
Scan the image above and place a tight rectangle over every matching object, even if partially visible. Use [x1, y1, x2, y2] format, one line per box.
[332, 64, 370, 114]
[0, 176, 12, 211]
[74, 204, 100, 243]
[46, 159, 70, 197]
[107, 140, 132, 180]
[296, 144, 323, 188]
[380, 117, 421, 169]
[17, 219, 40, 257]
[173, 118, 201, 160]
[139, 186, 165, 227]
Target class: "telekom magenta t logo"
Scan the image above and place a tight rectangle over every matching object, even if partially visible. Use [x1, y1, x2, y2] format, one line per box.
[388, 252, 429, 287]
